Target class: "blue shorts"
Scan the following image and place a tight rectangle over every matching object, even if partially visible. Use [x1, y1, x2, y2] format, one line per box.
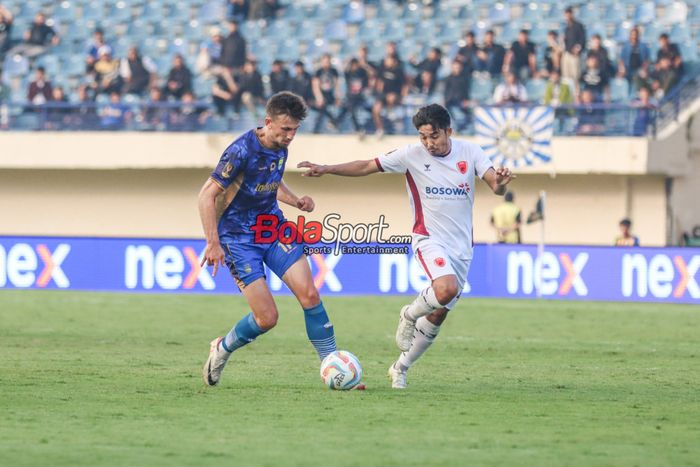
[220, 233, 305, 289]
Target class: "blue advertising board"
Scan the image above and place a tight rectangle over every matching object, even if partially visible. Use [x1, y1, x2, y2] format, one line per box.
[0, 236, 698, 304]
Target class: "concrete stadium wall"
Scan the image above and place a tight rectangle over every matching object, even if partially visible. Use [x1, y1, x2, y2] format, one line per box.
[0, 131, 677, 246]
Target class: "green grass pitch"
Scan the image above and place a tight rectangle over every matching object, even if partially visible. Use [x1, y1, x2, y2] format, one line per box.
[1, 290, 698, 466]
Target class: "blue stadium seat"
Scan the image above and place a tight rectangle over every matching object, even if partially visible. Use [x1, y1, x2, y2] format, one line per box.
[634, 2, 656, 24]
[525, 78, 546, 103]
[470, 77, 494, 103]
[661, 1, 689, 26]
[610, 78, 630, 102]
[488, 3, 511, 25]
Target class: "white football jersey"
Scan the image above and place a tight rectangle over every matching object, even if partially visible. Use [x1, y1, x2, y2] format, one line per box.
[375, 139, 493, 260]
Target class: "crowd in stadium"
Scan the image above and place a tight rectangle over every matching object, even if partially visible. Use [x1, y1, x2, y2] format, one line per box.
[0, 1, 689, 134]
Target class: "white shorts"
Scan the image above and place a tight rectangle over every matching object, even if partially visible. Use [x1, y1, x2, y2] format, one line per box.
[412, 236, 471, 310]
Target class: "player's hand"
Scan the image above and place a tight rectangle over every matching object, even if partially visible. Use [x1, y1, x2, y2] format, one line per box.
[200, 242, 226, 277]
[297, 161, 328, 177]
[495, 167, 516, 186]
[296, 195, 315, 212]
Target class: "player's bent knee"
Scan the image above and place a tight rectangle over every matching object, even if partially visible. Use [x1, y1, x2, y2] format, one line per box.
[434, 281, 459, 305]
[301, 289, 321, 308]
[255, 312, 279, 331]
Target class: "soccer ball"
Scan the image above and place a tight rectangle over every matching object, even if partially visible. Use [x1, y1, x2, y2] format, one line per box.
[320, 350, 362, 390]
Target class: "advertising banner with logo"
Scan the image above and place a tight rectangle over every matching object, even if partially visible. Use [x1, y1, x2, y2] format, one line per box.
[1, 236, 698, 304]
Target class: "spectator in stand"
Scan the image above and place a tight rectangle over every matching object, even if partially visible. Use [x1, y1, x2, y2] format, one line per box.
[632, 66, 654, 94]
[576, 89, 605, 135]
[651, 56, 679, 98]
[541, 30, 563, 78]
[357, 45, 377, 82]
[99, 91, 131, 130]
[0, 4, 13, 59]
[0, 78, 9, 129]
[237, 59, 265, 118]
[169, 91, 210, 131]
[268, 59, 290, 95]
[493, 72, 528, 105]
[121, 47, 157, 97]
[163, 53, 193, 100]
[85, 29, 110, 74]
[562, 6, 586, 84]
[543, 69, 573, 106]
[13, 12, 59, 58]
[384, 41, 403, 66]
[196, 27, 224, 78]
[543, 69, 573, 130]
[220, 20, 247, 77]
[443, 60, 472, 131]
[455, 31, 479, 74]
[587, 34, 614, 78]
[311, 54, 341, 133]
[226, 0, 249, 22]
[656, 33, 683, 76]
[504, 29, 536, 80]
[143, 86, 168, 130]
[72, 84, 97, 129]
[632, 86, 655, 136]
[94, 47, 122, 95]
[248, 0, 279, 20]
[618, 26, 649, 83]
[47, 86, 69, 129]
[337, 57, 370, 135]
[289, 61, 314, 105]
[372, 55, 407, 137]
[212, 70, 238, 116]
[27, 66, 53, 105]
[580, 55, 609, 102]
[475, 30, 505, 78]
[614, 218, 639, 246]
[409, 47, 442, 95]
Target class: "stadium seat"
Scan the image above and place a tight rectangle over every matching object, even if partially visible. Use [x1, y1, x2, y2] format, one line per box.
[525, 78, 546, 103]
[488, 3, 511, 25]
[661, 1, 689, 26]
[634, 2, 657, 24]
[470, 77, 495, 103]
[610, 78, 630, 102]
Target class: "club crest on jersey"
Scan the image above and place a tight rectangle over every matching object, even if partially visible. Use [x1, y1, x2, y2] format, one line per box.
[270, 161, 277, 171]
[222, 162, 233, 178]
[278, 157, 285, 171]
[434, 257, 446, 267]
[457, 161, 468, 174]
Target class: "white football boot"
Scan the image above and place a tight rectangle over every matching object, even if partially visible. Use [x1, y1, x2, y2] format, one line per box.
[387, 362, 407, 389]
[202, 337, 232, 386]
[395, 305, 416, 352]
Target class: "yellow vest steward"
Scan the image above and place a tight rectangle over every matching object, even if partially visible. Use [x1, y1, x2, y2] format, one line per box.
[492, 202, 521, 243]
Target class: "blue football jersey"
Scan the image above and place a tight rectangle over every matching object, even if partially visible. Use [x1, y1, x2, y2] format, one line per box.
[210, 129, 288, 237]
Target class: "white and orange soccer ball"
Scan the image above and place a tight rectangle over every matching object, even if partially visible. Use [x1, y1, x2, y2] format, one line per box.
[320, 350, 362, 390]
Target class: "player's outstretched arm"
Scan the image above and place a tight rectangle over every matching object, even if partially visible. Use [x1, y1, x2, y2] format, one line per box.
[197, 178, 226, 276]
[297, 159, 379, 177]
[482, 167, 516, 195]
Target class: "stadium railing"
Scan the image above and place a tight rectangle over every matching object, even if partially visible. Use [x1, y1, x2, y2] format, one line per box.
[0, 101, 659, 137]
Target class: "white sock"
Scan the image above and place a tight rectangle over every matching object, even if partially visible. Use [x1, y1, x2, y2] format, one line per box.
[397, 317, 440, 371]
[404, 287, 442, 321]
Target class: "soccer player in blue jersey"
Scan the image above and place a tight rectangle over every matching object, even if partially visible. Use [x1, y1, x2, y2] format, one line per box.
[198, 92, 337, 387]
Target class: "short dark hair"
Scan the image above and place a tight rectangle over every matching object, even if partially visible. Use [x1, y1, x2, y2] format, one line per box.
[565, 6, 573, 13]
[266, 91, 308, 121]
[412, 104, 451, 131]
[505, 192, 514, 202]
[659, 33, 669, 40]
[620, 218, 632, 227]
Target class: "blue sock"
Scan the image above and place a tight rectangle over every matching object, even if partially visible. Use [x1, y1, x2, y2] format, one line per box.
[221, 313, 267, 353]
[304, 302, 336, 360]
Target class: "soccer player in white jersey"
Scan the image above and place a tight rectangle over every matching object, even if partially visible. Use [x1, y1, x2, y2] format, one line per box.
[298, 104, 515, 389]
